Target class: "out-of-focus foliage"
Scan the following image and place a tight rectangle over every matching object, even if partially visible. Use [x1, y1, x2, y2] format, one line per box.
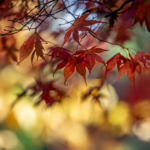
[1, 74, 150, 150]
[1, 0, 150, 150]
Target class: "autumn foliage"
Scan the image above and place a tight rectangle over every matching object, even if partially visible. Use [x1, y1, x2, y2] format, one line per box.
[1, 0, 150, 106]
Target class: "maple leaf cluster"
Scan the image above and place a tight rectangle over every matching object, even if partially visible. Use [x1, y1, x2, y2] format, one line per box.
[17, 13, 109, 85]
[51, 46, 107, 84]
[133, 0, 150, 32]
[16, 0, 150, 87]
[1, 0, 150, 106]
[63, 13, 105, 46]
[17, 32, 47, 65]
[106, 52, 150, 87]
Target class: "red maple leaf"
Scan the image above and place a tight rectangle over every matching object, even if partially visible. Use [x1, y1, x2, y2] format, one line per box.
[54, 46, 108, 84]
[53, 55, 76, 84]
[133, 0, 150, 32]
[134, 52, 150, 76]
[116, 59, 140, 87]
[106, 53, 140, 86]
[24, 80, 65, 106]
[17, 32, 47, 65]
[34, 80, 65, 106]
[106, 52, 150, 86]
[63, 13, 106, 45]
[105, 53, 126, 76]
[73, 46, 108, 75]
[49, 46, 71, 62]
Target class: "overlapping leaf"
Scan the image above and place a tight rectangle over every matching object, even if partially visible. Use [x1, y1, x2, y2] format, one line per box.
[74, 46, 107, 75]
[63, 13, 106, 45]
[49, 47, 71, 62]
[17, 32, 47, 65]
[133, 0, 150, 32]
[53, 46, 108, 84]
[105, 53, 126, 76]
[73, 46, 108, 83]
[134, 52, 150, 76]
[116, 59, 139, 87]
[53, 55, 76, 84]
[106, 52, 150, 86]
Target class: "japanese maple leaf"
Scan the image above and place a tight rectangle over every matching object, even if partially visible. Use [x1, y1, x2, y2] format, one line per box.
[116, 58, 140, 87]
[63, 57, 76, 84]
[134, 52, 150, 76]
[54, 55, 86, 84]
[106, 53, 140, 86]
[49, 47, 81, 83]
[54, 46, 107, 84]
[63, 13, 106, 45]
[73, 46, 108, 83]
[54, 55, 76, 84]
[49, 46, 71, 62]
[29, 80, 65, 106]
[133, 0, 150, 32]
[106, 52, 150, 86]
[17, 32, 47, 65]
[105, 53, 126, 76]
[49, 46, 76, 83]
